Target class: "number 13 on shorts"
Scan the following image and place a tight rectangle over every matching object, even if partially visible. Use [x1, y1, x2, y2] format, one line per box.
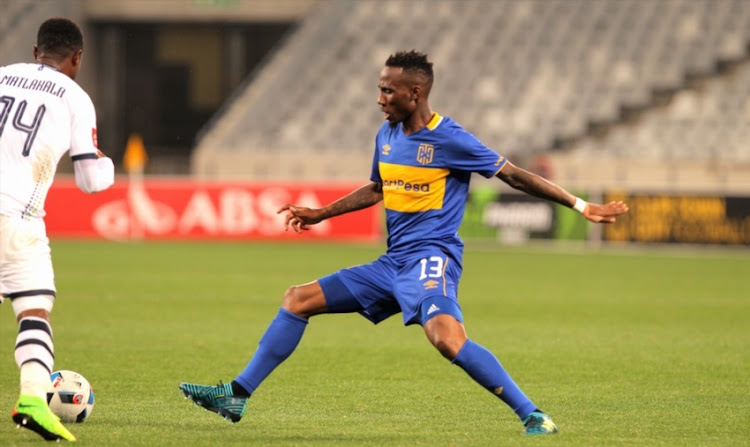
[411, 254, 464, 324]
[419, 256, 445, 281]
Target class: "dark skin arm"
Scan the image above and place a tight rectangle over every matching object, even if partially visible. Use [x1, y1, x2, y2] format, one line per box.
[496, 161, 628, 223]
[278, 181, 384, 233]
[279, 161, 627, 231]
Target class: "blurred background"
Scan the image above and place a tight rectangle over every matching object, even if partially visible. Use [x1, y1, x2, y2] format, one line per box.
[2, 0, 750, 246]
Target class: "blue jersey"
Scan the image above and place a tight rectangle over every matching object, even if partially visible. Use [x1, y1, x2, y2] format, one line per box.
[371, 113, 506, 263]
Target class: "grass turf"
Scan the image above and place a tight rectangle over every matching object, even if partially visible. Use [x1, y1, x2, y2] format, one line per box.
[1, 240, 748, 446]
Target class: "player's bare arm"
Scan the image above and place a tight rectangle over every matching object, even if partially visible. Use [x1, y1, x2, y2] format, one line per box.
[279, 181, 384, 233]
[496, 161, 628, 223]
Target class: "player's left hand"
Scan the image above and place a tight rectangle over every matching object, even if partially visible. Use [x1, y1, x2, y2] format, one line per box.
[278, 204, 325, 233]
[582, 200, 629, 223]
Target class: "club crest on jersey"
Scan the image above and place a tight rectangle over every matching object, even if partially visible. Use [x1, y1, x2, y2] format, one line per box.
[417, 143, 434, 165]
[381, 144, 391, 155]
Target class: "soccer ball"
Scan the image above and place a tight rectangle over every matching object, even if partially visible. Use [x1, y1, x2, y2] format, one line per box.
[47, 370, 95, 423]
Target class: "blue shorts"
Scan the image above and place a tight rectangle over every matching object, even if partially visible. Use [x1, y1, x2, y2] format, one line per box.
[319, 249, 464, 326]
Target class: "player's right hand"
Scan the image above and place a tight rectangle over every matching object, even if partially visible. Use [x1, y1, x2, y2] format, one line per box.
[277, 204, 325, 233]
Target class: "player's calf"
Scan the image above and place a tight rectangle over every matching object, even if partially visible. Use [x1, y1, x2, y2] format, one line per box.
[14, 315, 55, 399]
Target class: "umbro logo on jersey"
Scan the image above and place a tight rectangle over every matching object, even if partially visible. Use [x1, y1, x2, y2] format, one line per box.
[381, 144, 391, 155]
[423, 280, 439, 290]
[427, 304, 440, 315]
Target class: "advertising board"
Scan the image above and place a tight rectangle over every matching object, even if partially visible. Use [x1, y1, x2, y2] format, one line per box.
[44, 179, 381, 241]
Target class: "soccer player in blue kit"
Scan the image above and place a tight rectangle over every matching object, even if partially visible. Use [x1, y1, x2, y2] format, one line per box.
[180, 50, 629, 435]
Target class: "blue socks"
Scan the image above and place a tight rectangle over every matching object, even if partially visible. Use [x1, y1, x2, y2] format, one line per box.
[232, 311, 538, 421]
[234, 308, 308, 394]
[452, 339, 538, 420]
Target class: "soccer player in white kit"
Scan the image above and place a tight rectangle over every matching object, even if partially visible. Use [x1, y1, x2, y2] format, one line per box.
[0, 18, 114, 442]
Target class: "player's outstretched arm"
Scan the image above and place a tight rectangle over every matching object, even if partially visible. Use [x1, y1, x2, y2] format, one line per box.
[278, 181, 384, 233]
[495, 161, 628, 223]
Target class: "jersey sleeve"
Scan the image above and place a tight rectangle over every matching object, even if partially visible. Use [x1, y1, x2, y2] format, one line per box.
[444, 127, 507, 178]
[73, 157, 115, 193]
[67, 89, 99, 161]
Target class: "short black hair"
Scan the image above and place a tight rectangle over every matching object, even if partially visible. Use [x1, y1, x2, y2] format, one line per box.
[385, 50, 434, 84]
[37, 18, 83, 59]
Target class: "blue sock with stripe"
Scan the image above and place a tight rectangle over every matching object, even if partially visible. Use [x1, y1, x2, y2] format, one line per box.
[452, 339, 538, 420]
[234, 308, 308, 394]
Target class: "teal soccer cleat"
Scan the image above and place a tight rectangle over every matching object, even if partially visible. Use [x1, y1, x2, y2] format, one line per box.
[179, 381, 248, 423]
[522, 411, 558, 435]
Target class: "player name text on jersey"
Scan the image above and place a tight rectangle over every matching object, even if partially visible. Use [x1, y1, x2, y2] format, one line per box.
[0, 75, 66, 98]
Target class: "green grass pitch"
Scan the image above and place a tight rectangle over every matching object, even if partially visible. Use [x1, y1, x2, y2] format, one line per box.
[1, 240, 748, 446]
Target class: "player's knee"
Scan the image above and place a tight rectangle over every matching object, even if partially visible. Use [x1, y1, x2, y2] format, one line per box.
[281, 285, 316, 317]
[281, 281, 327, 318]
[16, 308, 51, 323]
[431, 335, 464, 360]
[424, 314, 467, 360]
[11, 295, 54, 323]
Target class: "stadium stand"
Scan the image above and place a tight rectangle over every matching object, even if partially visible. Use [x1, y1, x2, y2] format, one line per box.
[571, 62, 750, 163]
[192, 0, 750, 183]
[0, 0, 37, 64]
[0, 0, 83, 69]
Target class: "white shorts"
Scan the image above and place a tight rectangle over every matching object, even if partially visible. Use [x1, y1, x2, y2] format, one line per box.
[0, 215, 56, 299]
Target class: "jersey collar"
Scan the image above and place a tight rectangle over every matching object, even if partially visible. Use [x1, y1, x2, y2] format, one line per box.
[37, 63, 60, 72]
[426, 112, 443, 131]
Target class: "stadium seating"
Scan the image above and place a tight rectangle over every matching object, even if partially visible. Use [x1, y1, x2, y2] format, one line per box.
[3, 0, 750, 181]
[0, 0, 79, 69]
[193, 0, 750, 180]
[0, 1, 35, 64]
[572, 62, 750, 162]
